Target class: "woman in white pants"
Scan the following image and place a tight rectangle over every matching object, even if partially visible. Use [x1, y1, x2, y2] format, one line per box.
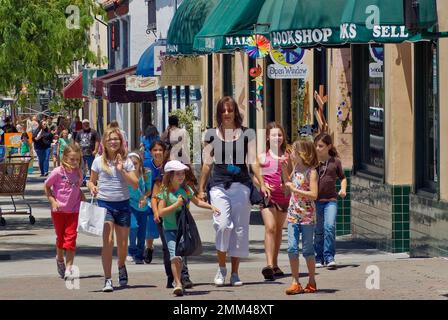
[199, 96, 269, 287]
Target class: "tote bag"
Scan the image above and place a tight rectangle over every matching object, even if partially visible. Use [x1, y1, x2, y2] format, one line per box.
[175, 203, 203, 257]
[77, 198, 107, 237]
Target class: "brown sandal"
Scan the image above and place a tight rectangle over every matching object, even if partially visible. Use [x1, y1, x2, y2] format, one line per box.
[262, 266, 275, 280]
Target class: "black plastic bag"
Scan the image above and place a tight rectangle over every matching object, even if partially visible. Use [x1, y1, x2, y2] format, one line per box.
[175, 203, 203, 257]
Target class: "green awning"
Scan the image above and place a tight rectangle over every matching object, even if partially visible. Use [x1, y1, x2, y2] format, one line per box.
[193, 0, 267, 53]
[166, 0, 218, 55]
[258, 0, 438, 48]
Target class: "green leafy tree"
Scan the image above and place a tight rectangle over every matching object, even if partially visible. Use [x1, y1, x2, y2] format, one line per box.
[0, 0, 105, 100]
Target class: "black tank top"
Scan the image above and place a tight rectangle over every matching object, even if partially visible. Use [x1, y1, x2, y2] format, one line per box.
[204, 127, 255, 189]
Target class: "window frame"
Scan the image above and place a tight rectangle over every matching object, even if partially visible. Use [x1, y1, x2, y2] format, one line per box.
[352, 44, 386, 180]
[414, 41, 440, 196]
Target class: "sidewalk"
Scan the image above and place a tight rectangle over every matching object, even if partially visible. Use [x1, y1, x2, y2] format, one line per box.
[0, 172, 447, 300]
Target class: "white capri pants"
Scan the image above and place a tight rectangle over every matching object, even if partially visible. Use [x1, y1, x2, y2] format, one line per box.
[210, 183, 251, 258]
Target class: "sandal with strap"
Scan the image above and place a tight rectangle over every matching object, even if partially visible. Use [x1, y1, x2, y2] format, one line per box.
[273, 266, 284, 276]
[285, 283, 304, 295]
[262, 266, 275, 281]
[303, 283, 317, 293]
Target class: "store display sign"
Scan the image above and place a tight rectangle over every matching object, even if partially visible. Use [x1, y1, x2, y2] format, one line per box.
[268, 48, 308, 79]
[126, 76, 159, 92]
[5, 133, 32, 148]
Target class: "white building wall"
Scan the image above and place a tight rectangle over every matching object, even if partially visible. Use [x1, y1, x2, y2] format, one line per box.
[130, 0, 157, 66]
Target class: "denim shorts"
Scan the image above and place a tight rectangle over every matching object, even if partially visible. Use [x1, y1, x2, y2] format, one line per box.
[97, 199, 131, 228]
[287, 223, 315, 259]
[164, 230, 182, 261]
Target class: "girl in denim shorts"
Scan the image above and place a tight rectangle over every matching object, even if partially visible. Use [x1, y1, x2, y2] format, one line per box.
[284, 139, 319, 295]
[88, 127, 138, 293]
[157, 160, 220, 297]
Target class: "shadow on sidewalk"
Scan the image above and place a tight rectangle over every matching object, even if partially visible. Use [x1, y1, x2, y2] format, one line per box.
[0, 217, 54, 231]
[0, 245, 102, 261]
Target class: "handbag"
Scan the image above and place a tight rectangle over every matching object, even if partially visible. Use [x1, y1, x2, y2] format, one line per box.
[249, 182, 264, 205]
[77, 198, 107, 237]
[175, 202, 203, 257]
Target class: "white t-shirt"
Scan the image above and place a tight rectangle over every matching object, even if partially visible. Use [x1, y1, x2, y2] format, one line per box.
[91, 156, 135, 202]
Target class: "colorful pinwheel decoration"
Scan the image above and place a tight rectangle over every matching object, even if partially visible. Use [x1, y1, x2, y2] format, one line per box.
[245, 35, 271, 59]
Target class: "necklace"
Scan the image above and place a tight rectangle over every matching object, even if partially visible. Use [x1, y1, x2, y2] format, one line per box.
[318, 159, 329, 180]
[218, 126, 239, 141]
[62, 167, 81, 188]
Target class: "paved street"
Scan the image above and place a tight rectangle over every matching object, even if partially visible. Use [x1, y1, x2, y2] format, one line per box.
[0, 171, 447, 300]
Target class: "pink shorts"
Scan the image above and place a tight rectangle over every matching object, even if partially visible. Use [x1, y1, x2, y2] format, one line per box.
[51, 212, 79, 251]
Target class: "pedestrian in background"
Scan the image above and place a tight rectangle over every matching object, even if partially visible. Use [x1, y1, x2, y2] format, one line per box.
[161, 115, 189, 163]
[88, 127, 138, 293]
[140, 124, 160, 169]
[75, 119, 100, 185]
[57, 130, 71, 166]
[284, 139, 318, 295]
[51, 133, 60, 168]
[44, 143, 85, 281]
[257, 122, 291, 281]
[126, 151, 153, 265]
[19, 132, 31, 162]
[32, 120, 53, 177]
[314, 133, 347, 270]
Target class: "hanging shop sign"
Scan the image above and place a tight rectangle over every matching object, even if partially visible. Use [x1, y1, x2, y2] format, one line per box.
[154, 45, 166, 76]
[126, 76, 159, 92]
[160, 56, 204, 86]
[268, 48, 308, 79]
[369, 45, 384, 78]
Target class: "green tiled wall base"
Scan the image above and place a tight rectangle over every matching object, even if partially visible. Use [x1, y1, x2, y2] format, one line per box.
[392, 185, 410, 253]
[336, 169, 351, 236]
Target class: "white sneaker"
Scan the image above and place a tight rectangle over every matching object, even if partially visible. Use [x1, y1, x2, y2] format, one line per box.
[126, 255, 134, 263]
[64, 269, 74, 281]
[230, 273, 243, 286]
[315, 262, 324, 268]
[327, 261, 337, 269]
[214, 267, 227, 286]
[102, 278, 114, 292]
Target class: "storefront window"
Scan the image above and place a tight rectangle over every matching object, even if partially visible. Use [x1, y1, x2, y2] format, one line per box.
[415, 41, 438, 193]
[352, 44, 385, 177]
[223, 54, 234, 97]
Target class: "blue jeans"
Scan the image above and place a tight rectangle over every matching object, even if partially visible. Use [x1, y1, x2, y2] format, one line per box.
[158, 220, 190, 281]
[35, 148, 51, 175]
[314, 201, 337, 264]
[145, 208, 160, 240]
[128, 207, 148, 260]
[287, 223, 315, 259]
[82, 155, 95, 182]
[164, 230, 181, 261]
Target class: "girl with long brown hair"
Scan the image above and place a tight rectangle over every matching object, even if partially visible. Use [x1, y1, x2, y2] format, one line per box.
[314, 133, 347, 270]
[257, 122, 291, 280]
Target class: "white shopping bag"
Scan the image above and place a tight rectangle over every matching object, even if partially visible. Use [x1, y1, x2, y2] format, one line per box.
[77, 198, 107, 237]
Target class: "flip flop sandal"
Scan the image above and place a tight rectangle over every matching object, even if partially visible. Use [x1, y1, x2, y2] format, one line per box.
[303, 283, 317, 293]
[285, 283, 304, 295]
[261, 266, 275, 280]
